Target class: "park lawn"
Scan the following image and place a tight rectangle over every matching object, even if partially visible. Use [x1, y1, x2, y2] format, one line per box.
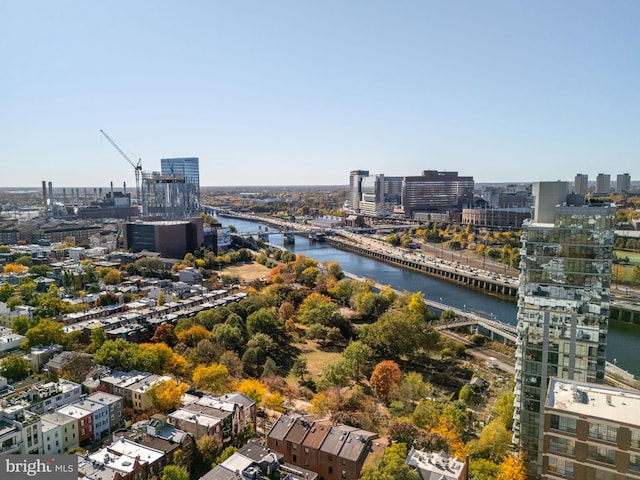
[286, 339, 342, 384]
[220, 262, 272, 282]
[615, 250, 640, 265]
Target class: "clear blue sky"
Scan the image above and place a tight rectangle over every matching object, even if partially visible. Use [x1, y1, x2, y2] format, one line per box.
[2, 1, 639, 188]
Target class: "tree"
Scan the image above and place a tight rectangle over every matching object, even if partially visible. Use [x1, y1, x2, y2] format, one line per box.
[102, 268, 121, 285]
[291, 358, 309, 382]
[88, 328, 107, 353]
[360, 443, 418, 480]
[176, 325, 211, 348]
[192, 364, 229, 394]
[246, 307, 283, 340]
[94, 292, 119, 307]
[151, 324, 178, 347]
[297, 293, 340, 326]
[494, 392, 515, 429]
[496, 452, 527, 480]
[469, 458, 501, 480]
[196, 435, 219, 469]
[370, 360, 402, 402]
[342, 340, 373, 382]
[0, 355, 31, 381]
[161, 465, 189, 480]
[388, 418, 418, 446]
[468, 418, 512, 461]
[147, 379, 188, 413]
[24, 319, 65, 349]
[235, 378, 268, 404]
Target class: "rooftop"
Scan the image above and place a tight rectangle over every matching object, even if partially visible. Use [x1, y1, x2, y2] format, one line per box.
[546, 377, 640, 426]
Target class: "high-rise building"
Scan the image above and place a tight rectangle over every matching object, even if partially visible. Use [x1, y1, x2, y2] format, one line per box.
[616, 173, 631, 194]
[359, 174, 395, 217]
[574, 174, 589, 195]
[348, 170, 369, 213]
[513, 181, 615, 476]
[161, 157, 200, 214]
[595, 173, 611, 194]
[401, 170, 474, 219]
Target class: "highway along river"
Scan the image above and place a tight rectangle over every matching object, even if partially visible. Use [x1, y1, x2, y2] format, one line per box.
[225, 218, 640, 376]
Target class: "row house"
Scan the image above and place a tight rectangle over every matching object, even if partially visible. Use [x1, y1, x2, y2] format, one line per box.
[201, 443, 318, 480]
[78, 437, 166, 480]
[126, 414, 195, 470]
[57, 403, 94, 447]
[85, 392, 124, 433]
[73, 398, 110, 442]
[169, 408, 223, 447]
[99, 370, 171, 410]
[26, 378, 82, 414]
[267, 414, 383, 480]
[40, 411, 78, 454]
[0, 405, 42, 454]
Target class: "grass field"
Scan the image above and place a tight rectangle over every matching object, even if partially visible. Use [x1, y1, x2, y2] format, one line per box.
[615, 250, 640, 265]
[220, 262, 272, 281]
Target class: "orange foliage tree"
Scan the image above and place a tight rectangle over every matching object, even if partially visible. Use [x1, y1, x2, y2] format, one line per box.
[147, 379, 189, 413]
[369, 360, 402, 402]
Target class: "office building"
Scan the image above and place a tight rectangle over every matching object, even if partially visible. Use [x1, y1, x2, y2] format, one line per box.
[616, 173, 631, 194]
[596, 173, 611, 194]
[348, 170, 369, 213]
[359, 174, 395, 217]
[574, 174, 589, 195]
[123, 217, 204, 259]
[543, 378, 640, 479]
[513, 181, 615, 476]
[401, 170, 474, 219]
[161, 157, 200, 214]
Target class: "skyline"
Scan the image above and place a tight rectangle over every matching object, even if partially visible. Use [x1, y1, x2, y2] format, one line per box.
[3, 1, 639, 188]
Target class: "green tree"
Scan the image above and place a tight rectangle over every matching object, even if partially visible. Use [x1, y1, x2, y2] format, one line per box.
[468, 418, 512, 461]
[88, 328, 107, 353]
[494, 392, 515, 429]
[0, 355, 31, 381]
[291, 357, 309, 382]
[342, 340, 373, 382]
[360, 443, 418, 480]
[161, 465, 189, 480]
[469, 458, 501, 480]
[24, 319, 65, 349]
[246, 307, 283, 340]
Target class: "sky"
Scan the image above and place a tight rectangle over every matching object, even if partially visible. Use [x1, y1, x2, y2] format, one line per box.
[2, 1, 639, 188]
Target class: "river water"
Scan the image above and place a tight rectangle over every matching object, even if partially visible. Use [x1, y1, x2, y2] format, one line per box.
[225, 218, 640, 376]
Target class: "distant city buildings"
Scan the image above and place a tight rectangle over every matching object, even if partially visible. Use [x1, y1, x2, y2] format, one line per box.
[513, 181, 615, 476]
[616, 173, 631, 194]
[348, 169, 474, 220]
[574, 174, 589, 195]
[596, 173, 611, 195]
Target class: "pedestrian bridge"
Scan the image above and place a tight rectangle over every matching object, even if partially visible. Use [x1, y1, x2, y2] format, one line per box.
[432, 315, 518, 344]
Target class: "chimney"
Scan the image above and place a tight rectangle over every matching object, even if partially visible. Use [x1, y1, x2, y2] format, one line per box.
[123, 181, 127, 195]
[110, 182, 114, 202]
[48, 182, 54, 216]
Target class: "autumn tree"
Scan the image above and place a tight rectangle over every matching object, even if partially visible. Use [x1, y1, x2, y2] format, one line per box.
[370, 360, 402, 402]
[467, 418, 512, 461]
[235, 378, 268, 404]
[151, 324, 178, 347]
[496, 452, 527, 480]
[147, 379, 188, 413]
[192, 363, 229, 394]
[176, 325, 211, 348]
[23, 319, 65, 349]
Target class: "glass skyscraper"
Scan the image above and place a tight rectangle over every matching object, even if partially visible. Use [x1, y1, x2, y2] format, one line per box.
[161, 157, 200, 214]
[513, 181, 615, 476]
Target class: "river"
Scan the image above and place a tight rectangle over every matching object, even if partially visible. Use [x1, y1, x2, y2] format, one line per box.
[224, 217, 640, 376]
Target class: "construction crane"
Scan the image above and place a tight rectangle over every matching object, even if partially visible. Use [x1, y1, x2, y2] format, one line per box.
[99, 129, 143, 206]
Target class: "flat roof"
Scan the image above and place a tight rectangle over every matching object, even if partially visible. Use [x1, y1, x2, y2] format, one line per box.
[546, 377, 640, 426]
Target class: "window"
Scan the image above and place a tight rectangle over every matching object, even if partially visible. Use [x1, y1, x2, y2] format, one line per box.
[328, 467, 333, 474]
[341, 471, 346, 479]
[630, 454, 640, 472]
[588, 423, 617, 443]
[292, 454, 297, 462]
[587, 445, 615, 465]
[631, 430, 640, 449]
[548, 436, 575, 455]
[550, 414, 577, 433]
[547, 457, 574, 477]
